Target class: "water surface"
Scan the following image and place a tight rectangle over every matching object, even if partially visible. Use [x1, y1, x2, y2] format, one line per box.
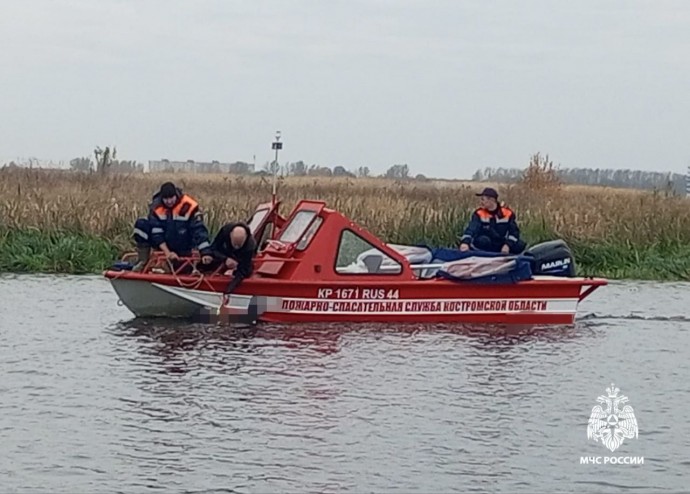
[0, 275, 688, 493]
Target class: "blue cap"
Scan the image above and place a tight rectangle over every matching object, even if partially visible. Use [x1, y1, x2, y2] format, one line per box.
[475, 187, 498, 199]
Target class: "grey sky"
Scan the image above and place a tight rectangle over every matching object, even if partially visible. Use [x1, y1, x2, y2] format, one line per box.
[1, 0, 688, 178]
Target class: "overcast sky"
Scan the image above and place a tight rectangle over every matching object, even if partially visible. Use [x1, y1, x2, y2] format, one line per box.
[1, 0, 688, 178]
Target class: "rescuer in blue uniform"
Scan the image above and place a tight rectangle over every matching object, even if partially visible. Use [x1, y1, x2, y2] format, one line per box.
[132, 182, 213, 270]
[458, 187, 526, 254]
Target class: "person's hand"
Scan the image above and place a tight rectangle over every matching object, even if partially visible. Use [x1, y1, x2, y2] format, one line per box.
[201, 255, 213, 264]
[225, 258, 238, 269]
[501, 244, 510, 255]
[166, 251, 179, 261]
[459, 243, 470, 252]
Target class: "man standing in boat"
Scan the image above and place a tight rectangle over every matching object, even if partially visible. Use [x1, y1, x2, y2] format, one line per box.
[201, 222, 257, 292]
[132, 182, 214, 271]
[458, 187, 526, 254]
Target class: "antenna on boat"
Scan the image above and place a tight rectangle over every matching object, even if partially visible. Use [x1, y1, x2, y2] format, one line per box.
[271, 130, 282, 206]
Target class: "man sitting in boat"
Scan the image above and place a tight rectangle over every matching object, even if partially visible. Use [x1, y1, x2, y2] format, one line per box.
[458, 187, 526, 255]
[200, 222, 257, 292]
[132, 182, 214, 271]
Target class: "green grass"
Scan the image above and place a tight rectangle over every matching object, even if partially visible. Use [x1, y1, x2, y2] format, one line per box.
[0, 228, 119, 274]
[563, 240, 690, 280]
[2, 226, 690, 281]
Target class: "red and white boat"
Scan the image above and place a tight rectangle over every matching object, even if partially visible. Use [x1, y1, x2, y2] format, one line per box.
[104, 199, 607, 325]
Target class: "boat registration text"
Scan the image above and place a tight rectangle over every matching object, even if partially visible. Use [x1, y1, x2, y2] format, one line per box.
[317, 288, 400, 299]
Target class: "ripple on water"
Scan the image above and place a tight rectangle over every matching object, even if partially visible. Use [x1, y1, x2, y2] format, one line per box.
[0, 276, 689, 492]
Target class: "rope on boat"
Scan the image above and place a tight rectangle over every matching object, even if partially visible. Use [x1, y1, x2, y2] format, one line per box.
[108, 255, 220, 294]
[108, 268, 131, 280]
[166, 259, 219, 293]
[167, 260, 206, 290]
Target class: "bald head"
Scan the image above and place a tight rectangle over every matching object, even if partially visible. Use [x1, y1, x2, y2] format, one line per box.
[230, 225, 248, 249]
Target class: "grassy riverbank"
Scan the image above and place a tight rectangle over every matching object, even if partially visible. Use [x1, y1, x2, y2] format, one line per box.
[0, 228, 118, 274]
[1, 167, 690, 279]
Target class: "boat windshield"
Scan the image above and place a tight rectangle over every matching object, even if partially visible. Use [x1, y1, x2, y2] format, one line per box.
[296, 216, 323, 251]
[278, 210, 317, 243]
[336, 229, 402, 274]
[247, 208, 269, 234]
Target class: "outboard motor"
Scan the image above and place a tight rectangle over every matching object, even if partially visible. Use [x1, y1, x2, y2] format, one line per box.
[523, 239, 576, 277]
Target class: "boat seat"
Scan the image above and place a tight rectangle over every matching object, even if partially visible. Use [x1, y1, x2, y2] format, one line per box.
[362, 254, 383, 273]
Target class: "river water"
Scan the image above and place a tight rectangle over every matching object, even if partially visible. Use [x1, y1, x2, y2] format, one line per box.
[0, 274, 688, 493]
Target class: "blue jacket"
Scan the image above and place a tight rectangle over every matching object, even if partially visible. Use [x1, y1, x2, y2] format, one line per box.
[148, 191, 212, 256]
[459, 206, 521, 250]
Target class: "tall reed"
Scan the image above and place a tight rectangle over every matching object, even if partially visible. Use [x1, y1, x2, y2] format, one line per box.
[1, 167, 689, 278]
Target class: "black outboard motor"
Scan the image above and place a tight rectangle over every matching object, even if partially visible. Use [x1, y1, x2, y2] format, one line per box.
[523, 239, 576, 277]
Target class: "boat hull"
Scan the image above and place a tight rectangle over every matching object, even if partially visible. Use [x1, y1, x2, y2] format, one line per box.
[110, 278, 224, 318]
[105, 271, 603, 325]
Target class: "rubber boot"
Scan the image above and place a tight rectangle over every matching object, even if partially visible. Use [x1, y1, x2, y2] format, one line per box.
[132, 246, 150, 272]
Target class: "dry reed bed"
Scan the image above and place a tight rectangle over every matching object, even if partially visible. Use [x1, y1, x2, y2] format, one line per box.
[1, 168, 688, 250]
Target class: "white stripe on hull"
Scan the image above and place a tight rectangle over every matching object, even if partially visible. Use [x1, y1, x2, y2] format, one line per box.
[270, 297, 579, 315]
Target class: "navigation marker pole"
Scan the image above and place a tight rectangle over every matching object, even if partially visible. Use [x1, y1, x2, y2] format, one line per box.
[271, 131, 282, 206]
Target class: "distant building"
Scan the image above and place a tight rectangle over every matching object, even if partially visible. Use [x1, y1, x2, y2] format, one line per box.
[148, 159, 255, 174]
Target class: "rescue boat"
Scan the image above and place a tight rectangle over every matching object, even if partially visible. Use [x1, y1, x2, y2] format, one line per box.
[104, 199, 607, 325]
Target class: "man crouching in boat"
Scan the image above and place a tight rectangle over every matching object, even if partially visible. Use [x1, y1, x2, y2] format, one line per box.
[132, 182, 214, 271]
[458, 187, 526, 255]
[199, 222, 257, 292]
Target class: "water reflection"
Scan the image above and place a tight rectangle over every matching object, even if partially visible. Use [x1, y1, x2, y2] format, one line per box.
[107, 319, 256, 377]
[108, 319, 595, 358]
[105, 318, 599, 387]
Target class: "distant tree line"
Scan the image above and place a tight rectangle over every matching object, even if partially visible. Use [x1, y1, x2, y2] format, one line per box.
[260, 161, 427, 180]
[62, 153, 428, 180]
[70, 146, 144, 174]
[70, 157, 144, 173]
[18, 148, 687, 196]
[472, 166, 686, 195]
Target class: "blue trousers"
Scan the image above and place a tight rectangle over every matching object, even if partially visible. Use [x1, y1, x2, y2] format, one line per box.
[133, 218, 152, 248]
[472, 235, 526, 254]
[132, 218, 194, 257]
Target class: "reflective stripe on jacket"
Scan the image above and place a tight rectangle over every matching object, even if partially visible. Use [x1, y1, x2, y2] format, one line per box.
[148, 194, 212, 255]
